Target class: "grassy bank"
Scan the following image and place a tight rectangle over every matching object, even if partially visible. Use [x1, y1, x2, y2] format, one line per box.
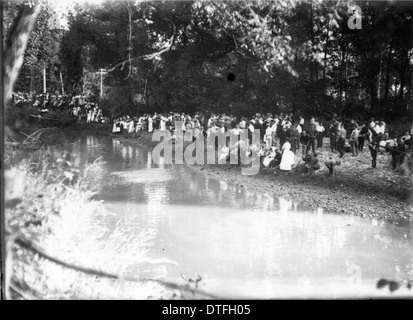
[5, 143, 167, 299]
[117, 131, 413, 222]
[5, 125, 216, 299]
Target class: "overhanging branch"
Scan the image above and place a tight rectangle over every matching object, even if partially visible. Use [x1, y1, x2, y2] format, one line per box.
[7, 231, 221, 299]
[106, 19, 177, 74]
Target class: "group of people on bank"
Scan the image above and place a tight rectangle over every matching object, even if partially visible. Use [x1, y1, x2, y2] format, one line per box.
[11, 91, 108, 124]
[112, 111, 411, 174]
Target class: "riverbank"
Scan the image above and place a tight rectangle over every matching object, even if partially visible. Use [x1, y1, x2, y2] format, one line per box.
[116, 131, 413, 222]
[5, 122, 112, 150]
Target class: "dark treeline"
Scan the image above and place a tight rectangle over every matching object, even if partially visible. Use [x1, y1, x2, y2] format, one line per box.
[4, 0, 413, 122]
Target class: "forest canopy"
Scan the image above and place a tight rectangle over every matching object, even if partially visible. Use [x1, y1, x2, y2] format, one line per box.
[4, 0, 413, 120]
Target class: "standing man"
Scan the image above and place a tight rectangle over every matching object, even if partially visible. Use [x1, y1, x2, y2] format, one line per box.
[349, 126, 360, 156]
[290, 122, 300, 153]
[329, 120, 338, 152]
[336, 123, 347, 158]
[308, 124, 317, 155]
[300, 131, 309, 156]
[254, 117, 263, 142]
[316, 121, 325, 148]
[358, 123, 368, 152]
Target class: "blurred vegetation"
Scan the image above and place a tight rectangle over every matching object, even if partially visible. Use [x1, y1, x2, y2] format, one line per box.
[4, 144, 218, 299]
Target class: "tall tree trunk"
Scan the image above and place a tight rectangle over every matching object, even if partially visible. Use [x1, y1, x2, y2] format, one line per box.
[399, 49, 408, 100]
[339, 35, 347, 107]
[377, 53, 383, 101]
[343, 44, 350, 106]
[30, 69, 34, 93]
[323, 21, 330, 79]
[258, 70, 262, 114]
[2, 3, 41, 300]
[370, 81, 378, 113]
[2, 4, 41, 106]
[384, 42, 393, 101]
[309, 0, 314, 82]
[0, 0, 4, 301]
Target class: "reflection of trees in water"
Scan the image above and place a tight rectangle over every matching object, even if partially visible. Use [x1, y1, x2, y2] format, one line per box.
[80, 139, 413, 287]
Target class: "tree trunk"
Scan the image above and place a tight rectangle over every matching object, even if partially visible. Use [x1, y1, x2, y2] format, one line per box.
[309, 0, 314, 82]
[399, 49, 408, 100]
[384, 43, 393, 101]
[377, 52, 383, 101]
[323, 21, 331, 79]
[259, 70, 262, 114]
[339, 35, 347, 107]
[2, 4, 42, 106]
[30, 68, 34, 93]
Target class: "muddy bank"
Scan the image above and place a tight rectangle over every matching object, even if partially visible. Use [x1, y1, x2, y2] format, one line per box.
[116, 131, 413, 222]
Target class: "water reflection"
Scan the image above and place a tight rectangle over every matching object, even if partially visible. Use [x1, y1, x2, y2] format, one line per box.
[50, 136, 413, 298]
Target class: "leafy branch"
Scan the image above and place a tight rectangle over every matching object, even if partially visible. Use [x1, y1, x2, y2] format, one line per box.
[106, 18, 177, 76]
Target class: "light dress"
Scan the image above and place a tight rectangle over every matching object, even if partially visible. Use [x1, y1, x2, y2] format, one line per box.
[148, 118, 153, 132]
[279, 141, 294, 171]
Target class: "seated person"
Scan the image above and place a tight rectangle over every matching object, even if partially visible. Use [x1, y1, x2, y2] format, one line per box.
[262, 147, 283, 168]
[258, 145, 266, 164]
[307, 152, 321, 172]
[262, 149, 275, 168]
[300, 152, 321, 173]
[272, 147, 283, 167]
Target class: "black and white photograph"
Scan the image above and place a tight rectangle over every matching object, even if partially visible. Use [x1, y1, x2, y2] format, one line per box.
[1, 0, 413, 301]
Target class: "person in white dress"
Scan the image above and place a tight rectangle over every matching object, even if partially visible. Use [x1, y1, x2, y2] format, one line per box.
[160, 117, 166, 131]
[128, 120, 135, 133]
[280, 138, 295, 171]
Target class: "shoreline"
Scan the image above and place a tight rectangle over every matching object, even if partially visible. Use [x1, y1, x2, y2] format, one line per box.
[8, 125, 412, 222]
[116, 131, 413, 222]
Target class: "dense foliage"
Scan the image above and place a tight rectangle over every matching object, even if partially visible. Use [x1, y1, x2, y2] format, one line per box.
[5, 0, 413, 120]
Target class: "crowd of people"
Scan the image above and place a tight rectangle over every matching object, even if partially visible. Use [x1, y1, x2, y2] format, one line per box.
[11, 91, 108, 123]
[112, 112, 412, 174]
[11, 90, 411, 174]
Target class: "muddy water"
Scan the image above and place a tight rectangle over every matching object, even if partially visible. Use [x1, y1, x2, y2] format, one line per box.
[57, 136, 413, 298]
